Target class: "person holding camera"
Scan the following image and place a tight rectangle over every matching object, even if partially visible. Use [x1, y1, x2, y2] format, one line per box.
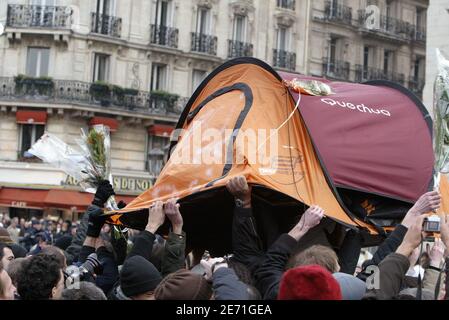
[357, 190, 442, 282]
[363, 208, 449, 300]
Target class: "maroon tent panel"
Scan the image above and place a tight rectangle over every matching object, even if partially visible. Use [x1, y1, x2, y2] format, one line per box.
[279, 72, 434, 203]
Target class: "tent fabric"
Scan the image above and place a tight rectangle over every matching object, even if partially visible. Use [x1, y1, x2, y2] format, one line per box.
[279, 72, 434, 203]
[106, 57, 447, 250]
[108, 58, 373, 231]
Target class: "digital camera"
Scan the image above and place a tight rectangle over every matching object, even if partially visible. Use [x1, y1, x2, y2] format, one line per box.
[423, 215, 440, 233]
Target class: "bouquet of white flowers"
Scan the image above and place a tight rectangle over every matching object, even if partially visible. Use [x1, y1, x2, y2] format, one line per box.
[28, 124, 118, 210]
[432, 49, 449, 189]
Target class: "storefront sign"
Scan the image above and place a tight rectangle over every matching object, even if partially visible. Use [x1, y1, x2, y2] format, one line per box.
[63, 175, 153, 194]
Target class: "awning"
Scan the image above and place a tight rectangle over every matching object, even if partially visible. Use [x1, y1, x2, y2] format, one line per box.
[16, 110, 47, 124]
[148, 124, 174, 137]
[89, 116, 119, 132]
[0, 187, 48, 208]
[0, 187, 136, 211]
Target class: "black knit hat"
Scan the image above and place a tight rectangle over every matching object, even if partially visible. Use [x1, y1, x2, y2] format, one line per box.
[120, 256, 162, 297]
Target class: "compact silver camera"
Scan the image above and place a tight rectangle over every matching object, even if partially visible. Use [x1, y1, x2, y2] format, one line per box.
[423, 215, 440, 233]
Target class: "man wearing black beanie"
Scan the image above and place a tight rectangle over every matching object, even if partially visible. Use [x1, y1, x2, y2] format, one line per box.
[119, 256, 162, 300]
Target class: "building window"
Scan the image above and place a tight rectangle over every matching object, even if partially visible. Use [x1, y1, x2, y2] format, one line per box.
[386, 0, 394, 17]
[151, 64, 167, 91]
[148, 135, 170, 175]
[196, 6, 211, 35]
[329, 37, 337, 62]
[95, 0, 114, 16]
[154, 0, 172, 26]
[276, 26, 290, 51]
[416, 7, 426, 30]
[26, 47, 50, 77]
[277, 0, 295, 11]
[413, 57, 424, 79]
[19, 124, 45, 158]
[383, 50, 394, 73]
[192, 69, 207, 93]
[93, 53, 110, 82]
[233, 15, 247, 42]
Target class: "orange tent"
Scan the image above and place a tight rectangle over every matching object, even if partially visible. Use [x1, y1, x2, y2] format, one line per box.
[107, 58, 449, 253]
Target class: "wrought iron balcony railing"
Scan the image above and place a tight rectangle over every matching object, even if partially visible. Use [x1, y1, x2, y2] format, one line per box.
[408, 76, 425, 97]
[228, 40, 253, 58]
[6, 4, 72, 29]
[355, 65, 405, 84]
[277, 0, 295, 11]
[357, 10, 414, 41]
[322, 58, 350, 81]
[324, 1, 352, 25]
[0, 77, 185, 116]
[191, 32, 218, 55]
[91, 12, 122, 38]
[273, 49, 296, 71]
[150, 24, 179, 48]
[413, 25, 426, 43]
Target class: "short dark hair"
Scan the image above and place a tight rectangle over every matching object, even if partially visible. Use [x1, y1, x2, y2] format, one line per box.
[41, 246, 66, 269]
[17, 253, 62, 300]
[5, 257, 26, 287]
[288, 245, 339, 273]
[61, 282, 106, 300]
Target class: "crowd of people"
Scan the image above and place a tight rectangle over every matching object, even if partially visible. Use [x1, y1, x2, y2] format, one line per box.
[1, 175, 449, 300]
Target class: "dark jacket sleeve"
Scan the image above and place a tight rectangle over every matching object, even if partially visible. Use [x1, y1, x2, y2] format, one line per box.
[65, 205, 94, 264]
[95, 246, 119, 295]
[127, 230, 155, 262]
[231, 206, 265, 273]
[363, 252, 410, 300]
[358, 224, 408, 281]
[161, 231, 186, 277]
[212, 267, 250, 300]
[254, 233, 298, 300]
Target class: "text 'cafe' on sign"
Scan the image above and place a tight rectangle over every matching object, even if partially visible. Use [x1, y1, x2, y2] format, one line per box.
[64, 175, 153, 194]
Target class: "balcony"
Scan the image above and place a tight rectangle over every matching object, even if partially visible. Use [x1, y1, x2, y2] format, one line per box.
[228, 40, 253, 58]
[0, 76, 185, 116]
[91, 12, 122, 38]
[408, 76, 425, 98]
[413, 25, 426, 44]
[6, 4, 72, 29]
[355, 65, 405, 85]
[322, 58, 350, 81]
[357, 10, 414, 42]
[191, 32, 218, 55]
[277, 0, 295, 11]
[273, 49, 296, 71]
[150, 24, 179, 48]
[324, 1, 352, 25]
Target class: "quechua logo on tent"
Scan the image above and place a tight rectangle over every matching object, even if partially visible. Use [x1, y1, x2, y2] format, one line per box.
[320, 98, 391, 117]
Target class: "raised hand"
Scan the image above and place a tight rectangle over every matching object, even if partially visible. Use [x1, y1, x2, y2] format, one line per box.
[402, 191, 441, 228]
[226, 176, 251, 207]
[164, 198, 183, 234]
[429, 238, 446, 268]
[146, 201, 165, 234]
[440, 213, 449, 249]
[288, 205, 325, 241]
[397, 215, 426, 258]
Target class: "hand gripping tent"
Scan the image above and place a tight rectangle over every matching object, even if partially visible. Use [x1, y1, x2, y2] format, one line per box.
[108, 57, 449, 254]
